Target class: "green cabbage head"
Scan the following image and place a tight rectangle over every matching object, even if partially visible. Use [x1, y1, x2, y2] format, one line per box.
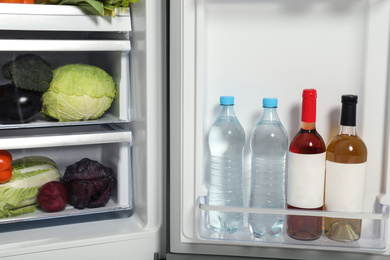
[41, 64, 117, 122]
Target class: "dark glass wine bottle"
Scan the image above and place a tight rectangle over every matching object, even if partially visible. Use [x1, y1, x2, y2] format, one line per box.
[324, 95, 367, 242]
[287, 89, 326, 241]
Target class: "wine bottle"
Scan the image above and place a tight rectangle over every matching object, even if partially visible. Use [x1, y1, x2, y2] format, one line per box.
[324, 95, 367, 242]
[287, 89, 326, 241]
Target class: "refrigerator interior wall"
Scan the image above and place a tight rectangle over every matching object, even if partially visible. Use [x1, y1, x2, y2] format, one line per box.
[0, 1, 166, 259]
[170, 0, 390, 258]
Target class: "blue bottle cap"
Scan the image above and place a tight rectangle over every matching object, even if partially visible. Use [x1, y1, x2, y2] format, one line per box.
[220, 96, 234, 105]
[263, 98, 278, 108]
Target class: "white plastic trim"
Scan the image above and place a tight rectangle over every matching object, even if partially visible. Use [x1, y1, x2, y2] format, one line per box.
[0, 40, 131, 52]
[0, 131, 132, 149]
[0, 4, 131, 32]
[0, 3, 130, 15]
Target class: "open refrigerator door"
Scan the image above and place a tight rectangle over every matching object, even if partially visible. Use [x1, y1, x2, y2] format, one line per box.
[169, 0, 390, 259]
[0, 1, 166, 260]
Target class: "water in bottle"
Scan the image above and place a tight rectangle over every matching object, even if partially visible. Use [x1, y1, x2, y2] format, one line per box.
[248, 98, 288, 238]
[207, 96, 245, 233]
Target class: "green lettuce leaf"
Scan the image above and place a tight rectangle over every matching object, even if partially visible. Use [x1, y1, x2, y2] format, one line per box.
[0, 156, 61, 218]
[0, 204, 37, 218]
[38, 0, 139, 16]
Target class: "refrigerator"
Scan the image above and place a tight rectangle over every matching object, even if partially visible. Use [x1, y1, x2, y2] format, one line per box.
[0, 0, 390, 260]
[0, 1, 166, 260]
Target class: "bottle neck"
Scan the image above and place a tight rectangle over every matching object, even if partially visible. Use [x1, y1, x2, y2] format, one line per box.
[260, 107, 279, 121]
[339, 102, 357, 135]
[340, 103, 357, 126]
[301, 96, 317, 124]
[219, 104, 236, 117]
[301, 121, 316, 130]
[339, 125, 356, 135]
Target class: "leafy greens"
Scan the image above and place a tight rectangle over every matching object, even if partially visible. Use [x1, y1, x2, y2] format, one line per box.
[38, 0, 138, 17]
[0, 156, 61, 218]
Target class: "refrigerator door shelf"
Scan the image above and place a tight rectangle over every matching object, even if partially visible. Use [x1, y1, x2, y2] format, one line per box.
[0, 128, 133, 229]
[0, 4, 131, 32]
[197, 196, 389, 253]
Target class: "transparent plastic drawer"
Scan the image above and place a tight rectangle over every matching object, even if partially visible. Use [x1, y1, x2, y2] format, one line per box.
[0, 124, 133, 227]
[0, 49, 131, 128]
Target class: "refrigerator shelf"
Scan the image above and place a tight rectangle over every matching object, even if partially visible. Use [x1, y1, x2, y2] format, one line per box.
[0, 114, 129, 130]
[0, 3, 131, 32]
[0, 199, 132, 226]
[0, 39, 131, 52]
[0, 124, 132, 150]
[197, 196, 390, 252]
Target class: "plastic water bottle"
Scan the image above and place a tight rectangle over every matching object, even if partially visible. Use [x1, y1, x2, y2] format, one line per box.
[248, 98, 288, 238]
[207, 96, 245, 233]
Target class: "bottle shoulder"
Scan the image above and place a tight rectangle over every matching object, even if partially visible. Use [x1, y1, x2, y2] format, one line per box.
[213, 117, 245, 131]
[290, 129, 325, 145]
[251, 121, 287, 137]
[289, 128, 326, 153]
[326, 134, 367, 163]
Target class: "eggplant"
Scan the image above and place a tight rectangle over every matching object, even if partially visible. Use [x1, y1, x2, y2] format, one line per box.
[0, 83, 42, 123]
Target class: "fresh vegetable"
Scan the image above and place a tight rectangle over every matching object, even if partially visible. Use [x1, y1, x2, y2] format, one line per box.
[0, 150, 12, 184]
[41, 63, 117, 122]
[0, 150, 12, 172]
[0, 84, 43, 124]
[0, 169, 12, 184]
[61, 158, 115, 209]
[38, 181, 69, 212]
[36, 0, 139, 17]
[0, 156, 61, 218]
[2, 54, 53, 93]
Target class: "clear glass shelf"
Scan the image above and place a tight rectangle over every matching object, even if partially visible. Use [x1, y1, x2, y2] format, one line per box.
[198, 196, 390, 253]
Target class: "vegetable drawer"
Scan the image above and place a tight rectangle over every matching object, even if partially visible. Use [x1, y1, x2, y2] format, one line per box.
[0, 124, 133, 227]
[0, 29, 132, 128]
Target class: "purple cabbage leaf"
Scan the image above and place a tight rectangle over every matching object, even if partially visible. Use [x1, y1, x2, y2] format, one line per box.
[61, 158, 116, 209]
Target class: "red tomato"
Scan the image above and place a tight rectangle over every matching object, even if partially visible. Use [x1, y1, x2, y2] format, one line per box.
[0, 166, 12, 184]
[0, 150, 12, 172]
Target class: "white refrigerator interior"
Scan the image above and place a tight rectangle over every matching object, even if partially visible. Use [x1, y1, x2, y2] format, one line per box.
[170, 0, 390, 259]
[0, 1, 166, 260]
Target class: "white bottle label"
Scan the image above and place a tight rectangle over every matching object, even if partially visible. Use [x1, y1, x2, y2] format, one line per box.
[287, 152, 326, 208]
[325, 161, 366, 212]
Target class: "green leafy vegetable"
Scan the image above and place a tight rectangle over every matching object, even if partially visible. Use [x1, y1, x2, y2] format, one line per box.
[41, 63, 117, 122]
[2, 54, 53, 93]
[0, 156, 61, 218]
[37, 0, 139, 17]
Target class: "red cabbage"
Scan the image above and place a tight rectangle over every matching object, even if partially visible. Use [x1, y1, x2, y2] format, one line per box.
[61, 158, 115, 209]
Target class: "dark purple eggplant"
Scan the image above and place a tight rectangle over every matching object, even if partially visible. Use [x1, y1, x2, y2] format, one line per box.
[0, 83, 42, 124]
